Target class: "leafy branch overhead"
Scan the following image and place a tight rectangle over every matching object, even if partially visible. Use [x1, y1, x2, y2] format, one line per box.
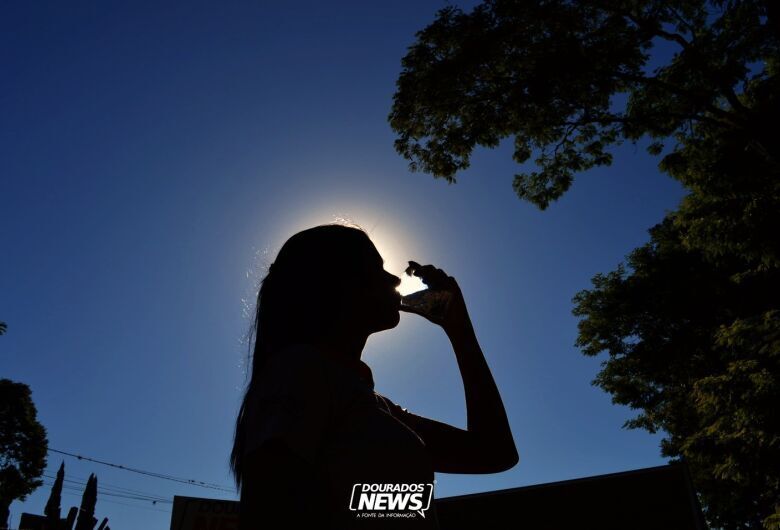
[389, 0, 777, 210]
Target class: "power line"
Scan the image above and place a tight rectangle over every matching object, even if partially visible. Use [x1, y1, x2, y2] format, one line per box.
[44, 481, 171, 506]
[52, 489, 172, 514]
[43, 477, 171, 504]
[44, 472, 170, 501]
[48, 448, 233, 492]
[96, 497, 171, 514]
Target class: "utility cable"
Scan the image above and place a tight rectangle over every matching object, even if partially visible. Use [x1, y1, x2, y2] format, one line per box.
[48, 448, 233, 492]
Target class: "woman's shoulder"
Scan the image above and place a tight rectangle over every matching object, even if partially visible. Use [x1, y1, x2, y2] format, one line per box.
[374, 392, 412, 418]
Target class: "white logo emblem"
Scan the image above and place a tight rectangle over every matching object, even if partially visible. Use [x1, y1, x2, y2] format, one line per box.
[349, 483, 434, 519]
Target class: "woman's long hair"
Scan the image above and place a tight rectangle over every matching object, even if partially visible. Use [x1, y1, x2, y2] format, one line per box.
[229, 223, 373, 492]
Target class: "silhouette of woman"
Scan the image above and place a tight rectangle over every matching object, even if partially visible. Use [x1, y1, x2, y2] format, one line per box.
[230, 223, 518, 529]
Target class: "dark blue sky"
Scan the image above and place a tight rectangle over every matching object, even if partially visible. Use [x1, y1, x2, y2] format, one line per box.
[2, 1, 686, 528]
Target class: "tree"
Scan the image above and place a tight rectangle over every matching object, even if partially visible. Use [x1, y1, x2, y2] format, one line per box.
[0, 379, 48, 530]
[572, 216, 779, 529]
[44, 461, 65, 525]
[74, 473, 97, 530]
[390, 1, 779, 528]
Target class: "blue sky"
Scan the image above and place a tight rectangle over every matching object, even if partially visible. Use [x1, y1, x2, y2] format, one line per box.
[2, 2, 686, 528]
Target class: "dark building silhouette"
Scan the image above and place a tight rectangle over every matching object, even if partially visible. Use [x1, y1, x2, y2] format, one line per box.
[434, 461, 706, 530]
[170, 461, 706, 529]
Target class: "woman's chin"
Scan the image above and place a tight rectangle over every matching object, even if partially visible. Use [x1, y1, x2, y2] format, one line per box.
[377, 310, 401, 331]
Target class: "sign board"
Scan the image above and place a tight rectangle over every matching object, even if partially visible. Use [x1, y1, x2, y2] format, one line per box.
[169, 496, 239, 530]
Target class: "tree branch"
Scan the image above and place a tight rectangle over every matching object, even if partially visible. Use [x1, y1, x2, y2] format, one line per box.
[615, 8, 751, 118]
[667, 7, 698, 40]
[614, 72, 744, 125]
[621, 11, 692, 50]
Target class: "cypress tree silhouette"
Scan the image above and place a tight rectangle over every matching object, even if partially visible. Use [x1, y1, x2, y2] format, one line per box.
[43, 461, 64, 527]
[73, 474, 97, 530]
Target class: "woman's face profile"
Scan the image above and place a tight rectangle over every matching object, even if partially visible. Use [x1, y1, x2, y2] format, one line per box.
[343, 241, 402, 335]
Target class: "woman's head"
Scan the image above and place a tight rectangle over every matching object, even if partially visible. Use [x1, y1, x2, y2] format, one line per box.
[230, 222, 402, 490]
[257, 223, 401, 355]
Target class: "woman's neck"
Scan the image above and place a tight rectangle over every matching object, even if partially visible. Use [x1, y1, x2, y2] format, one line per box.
[313, 331, 368, 365]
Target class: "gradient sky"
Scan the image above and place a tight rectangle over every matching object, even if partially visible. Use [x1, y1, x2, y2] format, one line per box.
[2, 2, 687, 528]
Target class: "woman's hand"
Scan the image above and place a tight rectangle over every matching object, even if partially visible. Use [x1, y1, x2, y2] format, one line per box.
[400, 261, 473, 336]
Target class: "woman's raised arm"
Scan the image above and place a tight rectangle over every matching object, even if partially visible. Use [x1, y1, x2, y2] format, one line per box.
[398, 262, 518, 474]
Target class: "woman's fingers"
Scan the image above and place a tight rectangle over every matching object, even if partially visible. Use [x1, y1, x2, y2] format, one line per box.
[407, 261, 452, 289]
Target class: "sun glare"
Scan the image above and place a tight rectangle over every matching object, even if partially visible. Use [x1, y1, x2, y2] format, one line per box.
[396, 272, 426, 296]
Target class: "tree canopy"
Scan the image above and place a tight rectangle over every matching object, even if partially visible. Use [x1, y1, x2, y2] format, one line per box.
[572, 216, 779, 529]
[0, 379, 48, 529]
[391, 1, 779, 528]
[390, 0, 777, 208]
